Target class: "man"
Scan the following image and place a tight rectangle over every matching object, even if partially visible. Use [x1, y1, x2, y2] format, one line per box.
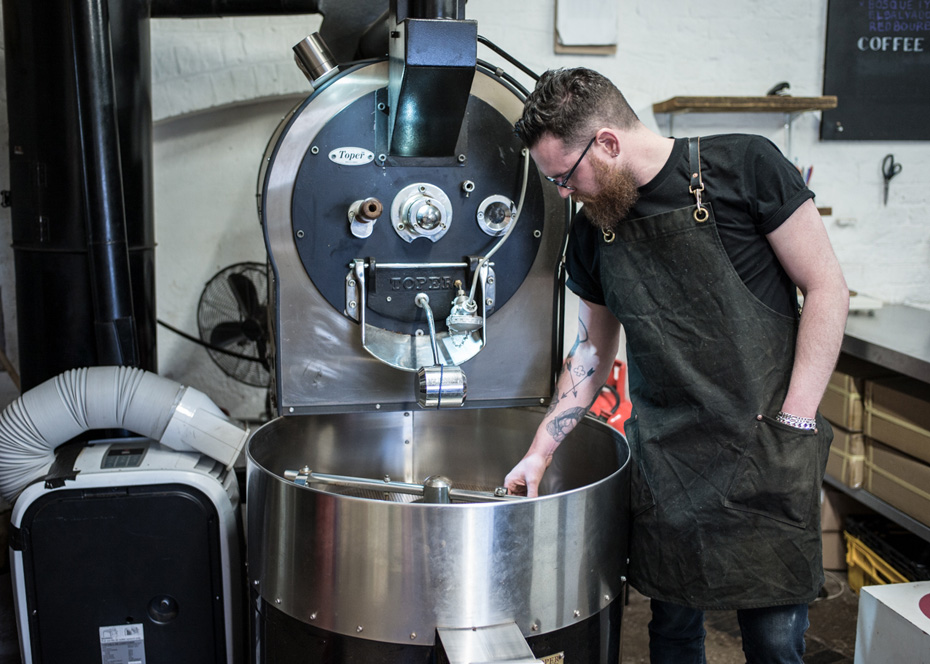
[504, 68, 849, 663]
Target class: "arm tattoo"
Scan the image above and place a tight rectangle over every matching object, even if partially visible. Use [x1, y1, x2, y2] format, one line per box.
[567, 318, 590, 357]
[562, 358, 596, 399]
[545, 391, 562, 416]
[559, 318, 596, 399]
[547, 317, 599, 415]
[546, 407, 587, 443]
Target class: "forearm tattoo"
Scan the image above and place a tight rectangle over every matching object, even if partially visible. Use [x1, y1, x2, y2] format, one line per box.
[568, 318, 589, 356]
[563, 358, 596, 399]
[566, 319, 596, 397]
[546, 318, 597, 417]
[546, 407, 587, 443]
[546, 391, 562, 416]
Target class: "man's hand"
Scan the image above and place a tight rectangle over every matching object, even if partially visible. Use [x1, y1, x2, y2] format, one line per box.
[504, 451, 551, 498]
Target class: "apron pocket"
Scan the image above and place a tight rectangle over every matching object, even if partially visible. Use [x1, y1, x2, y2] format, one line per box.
[723, 414, 820, 528]
[631, 460, 657, 517]
[625, 416, 657, 517]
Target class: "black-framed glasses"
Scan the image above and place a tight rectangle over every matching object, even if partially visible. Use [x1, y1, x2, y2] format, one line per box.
[546, 135, 597, 190]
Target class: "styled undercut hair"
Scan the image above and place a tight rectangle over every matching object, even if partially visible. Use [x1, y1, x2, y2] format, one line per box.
[515, 68, 639, 150]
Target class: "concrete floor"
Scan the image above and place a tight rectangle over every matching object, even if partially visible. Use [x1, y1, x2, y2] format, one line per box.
[620, 571, 859, 663]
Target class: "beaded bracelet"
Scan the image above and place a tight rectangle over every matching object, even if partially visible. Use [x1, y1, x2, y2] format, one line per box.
[775, 411, 817, 430]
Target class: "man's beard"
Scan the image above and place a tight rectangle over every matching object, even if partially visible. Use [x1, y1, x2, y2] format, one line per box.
[575, 158, 639, 232]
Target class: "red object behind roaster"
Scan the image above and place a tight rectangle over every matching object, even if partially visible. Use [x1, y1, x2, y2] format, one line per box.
[589, 360, 632, 435]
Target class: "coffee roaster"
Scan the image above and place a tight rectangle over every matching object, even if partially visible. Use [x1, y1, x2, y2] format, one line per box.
[247, 2, 631, 662]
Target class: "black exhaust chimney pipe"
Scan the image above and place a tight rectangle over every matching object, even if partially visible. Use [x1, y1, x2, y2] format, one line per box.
[71, 0, 139, 366]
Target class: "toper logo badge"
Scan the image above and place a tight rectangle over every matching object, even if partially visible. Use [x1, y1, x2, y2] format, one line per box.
[329, 147, 375, 166]
[390, 275, 456, 291]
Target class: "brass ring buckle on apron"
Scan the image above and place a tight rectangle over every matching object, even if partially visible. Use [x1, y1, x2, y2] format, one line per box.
[689, 137, 708, 223]
[693, 202, 709, 223]
[602, 228, 616, 243]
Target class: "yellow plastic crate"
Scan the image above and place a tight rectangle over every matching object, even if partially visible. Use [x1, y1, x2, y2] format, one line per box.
[844, 531, 909, 594]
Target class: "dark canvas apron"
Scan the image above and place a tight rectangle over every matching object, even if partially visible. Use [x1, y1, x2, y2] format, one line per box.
[599, 138, 833, 610]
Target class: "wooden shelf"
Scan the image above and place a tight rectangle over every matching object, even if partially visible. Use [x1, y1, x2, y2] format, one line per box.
[652, 95, 839, 156]
[653, 95, 838, 115]
[824, 304, 930, 544]
[824, 473, 930, 543]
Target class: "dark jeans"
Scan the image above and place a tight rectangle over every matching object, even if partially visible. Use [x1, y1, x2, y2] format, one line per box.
[648, 598, 809, 664]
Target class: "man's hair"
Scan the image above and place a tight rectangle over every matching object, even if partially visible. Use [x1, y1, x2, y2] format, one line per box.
[515, 68, 639, 150]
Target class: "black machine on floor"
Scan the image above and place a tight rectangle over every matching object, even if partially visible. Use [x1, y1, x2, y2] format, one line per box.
[9, 439, 243, 664]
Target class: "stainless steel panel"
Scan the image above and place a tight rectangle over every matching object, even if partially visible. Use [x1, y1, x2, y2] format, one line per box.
[246, 408, 629, 645]
[261, 62, 567, 412]
[438, 623, 542, 663]
[842, 304, 930, 384]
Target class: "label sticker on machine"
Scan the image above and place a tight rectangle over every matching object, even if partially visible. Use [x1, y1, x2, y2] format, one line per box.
[329, 147, 374, 165]
[99, 624, 146, 664]
[541, 653, 565, 663]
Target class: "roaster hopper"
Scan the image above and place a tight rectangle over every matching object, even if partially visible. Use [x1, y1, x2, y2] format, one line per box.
[247, 5, 630, 662]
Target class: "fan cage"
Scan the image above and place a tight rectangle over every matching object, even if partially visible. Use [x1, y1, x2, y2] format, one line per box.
[197, 261, 271, 388]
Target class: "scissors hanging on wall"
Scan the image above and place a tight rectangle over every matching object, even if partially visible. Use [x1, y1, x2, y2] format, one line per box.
[882, 154, 902, 206]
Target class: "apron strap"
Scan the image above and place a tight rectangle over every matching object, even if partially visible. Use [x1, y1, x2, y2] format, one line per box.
[688, 137, 709, 223]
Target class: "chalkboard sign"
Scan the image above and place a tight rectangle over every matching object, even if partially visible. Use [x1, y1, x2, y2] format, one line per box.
[822, 0, 930, 140]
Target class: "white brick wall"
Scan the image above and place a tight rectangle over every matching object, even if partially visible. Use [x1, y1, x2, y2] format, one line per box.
[151, 15, 322, 120]
[1, 0, 928, 415]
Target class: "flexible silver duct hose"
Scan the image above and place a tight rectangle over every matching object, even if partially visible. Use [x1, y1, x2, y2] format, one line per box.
[0, 366, 250, 503]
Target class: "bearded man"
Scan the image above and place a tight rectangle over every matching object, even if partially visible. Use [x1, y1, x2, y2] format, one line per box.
[504, 68, 849, 664]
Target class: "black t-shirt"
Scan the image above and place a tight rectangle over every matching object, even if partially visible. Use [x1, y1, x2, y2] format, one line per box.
[565, 134, 813, 318]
